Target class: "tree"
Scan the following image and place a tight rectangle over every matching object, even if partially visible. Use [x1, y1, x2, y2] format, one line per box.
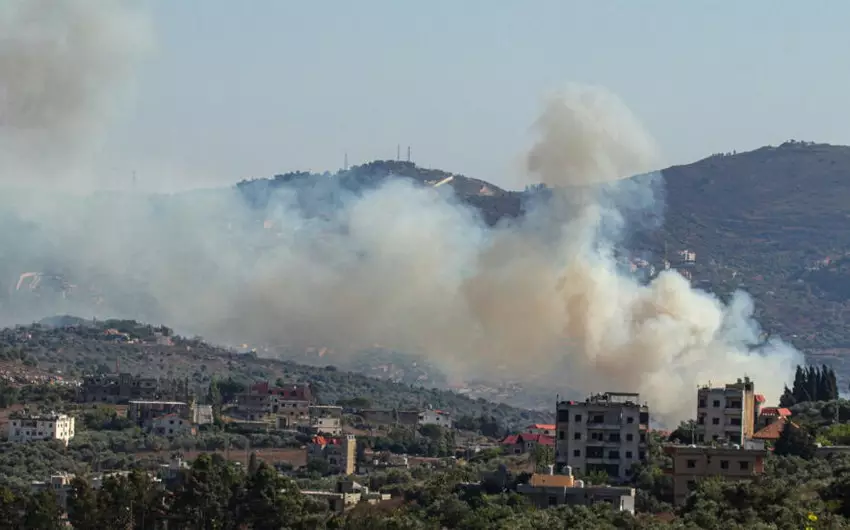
[238, 463, 305, 530]
[530, 444, 554, 472]
[248, 451, 259, 476]
[67, 477, 101, 530]
[779, 385, 796, 408]
[774, 422, 816, 459]
[23, 490, 63, 530]
[0, 487, 26, 529]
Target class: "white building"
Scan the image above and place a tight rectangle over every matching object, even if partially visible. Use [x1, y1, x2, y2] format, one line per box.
[193, 404, 214, 425]
[695, 378, 758, 445]
[7, 412, 75, 446]
[149, 413, 195, 437]
[419, 409, 452, 429]
[555, 392, 649, 482]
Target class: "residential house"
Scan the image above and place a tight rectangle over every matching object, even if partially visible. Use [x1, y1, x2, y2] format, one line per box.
[757, 407, 792, 429]
[695, 378, 760, 445]
[307, 435, 357, 475]
[128, 400, 191, 426]
[555, 392, 649, 482]
[517, 466, 635, 513]
[526, 424, 556, 436]
[306, 405, 343, 435]
[664, 444, 767, 505]
[501, 433, 555, 455]
[149, 414, 195, 437]
[419, 409, 452, 429]
[79, 373, 191, 404]
[7, 412, 75, 446]
[301, 479, 392, 514]
[360, 408, 420, 427]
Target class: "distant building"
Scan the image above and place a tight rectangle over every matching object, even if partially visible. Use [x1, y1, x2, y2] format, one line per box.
[7, 412, 75, 446]
[526, 424, 556, 436]
[79, 373, 191, 404]
[234, 381, 312, 425]
[128, 400, 191, 426]
[301, 479, 392, 514]
[419, 409, 452, 429]
[555, 392, 649, 482]
[308, 435, 357, 475]
[517, 466, 635, 513]
[695, 378, 759, 445]
[360, 408, 419, 427]
[149, 414, 195, 437]
[307, 405, 343, 435]
[757, 406, 791, 429]
[193, 404, 214, 425]
[664, 444, 767, 505]
[501, 433, 555, 455]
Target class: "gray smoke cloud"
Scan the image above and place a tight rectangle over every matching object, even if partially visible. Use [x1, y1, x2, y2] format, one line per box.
[0, 0, 151, 184]
[0, 3, 800, 424]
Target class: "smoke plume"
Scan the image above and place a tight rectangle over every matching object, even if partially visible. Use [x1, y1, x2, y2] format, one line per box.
[0, 4, 799, 423]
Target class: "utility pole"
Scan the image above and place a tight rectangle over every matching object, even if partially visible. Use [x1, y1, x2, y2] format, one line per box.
[396, 144, 400, 161]
[407, 146, 411, 162]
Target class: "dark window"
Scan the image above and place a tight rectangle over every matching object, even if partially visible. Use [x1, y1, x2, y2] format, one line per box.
[730, 417, 741, 426]
[559, 430, 565, 440]
[548, 495, 558, 507]
[575, 414, 582, 422]
[739, 461, 749, 471]
[697, 416, 705, 425]
[626, 434, 633, 442]
[639, 412, 649, 424]
[712, 400, 720, 408]
[608, 433, 620, 442]
[698, 400, 706, 408]
[720, 460, 729, 469]
[639, 433, 646, 443]
[639, 451, 646, 460]
[608, 451, 619, 460]
[574, 432, 581, 440]
[625, 451, 633, 458]
[557, 410, 569, 422]
[687, 480, 696, 490]
[591, 414, 604, 424]
[712, 417, 720, 425]
[626, 416, 634, 424]
[686, 459, 696, 469]
[573, 449, 581, 457]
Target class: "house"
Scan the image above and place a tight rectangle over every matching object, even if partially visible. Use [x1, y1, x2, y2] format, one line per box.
[306, 405, 343, 435]
[193, 404, 214, 425]
[307, 435, 357, 475]
[79, 373, 191, 404]
[149, 414, 195, 437]
[555, 392, 649, 481]
[526, 424, 556, 436]
[360, 408, 420, 427]
[302, 479, 392, 514]
[695, 378, 759, 445]
[501, 433, 554, 455]
[752, 417, 798, 442]
[6, 412, 75, 446]
[516, 466, 635, 513]
[663, 444, 767, 505]
[234, 381, 312, 425]
[128, 400, 191, 426]
[757, 407, 791, 428]
[419, 409, 452, 429]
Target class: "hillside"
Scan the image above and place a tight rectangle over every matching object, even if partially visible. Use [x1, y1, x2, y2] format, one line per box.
[0, 318, 550, 428]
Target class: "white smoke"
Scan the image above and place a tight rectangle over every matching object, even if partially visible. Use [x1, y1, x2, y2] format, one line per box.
[0, 2, 799, 424]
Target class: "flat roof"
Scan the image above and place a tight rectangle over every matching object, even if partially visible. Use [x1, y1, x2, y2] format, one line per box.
[128, 401, 187, 405]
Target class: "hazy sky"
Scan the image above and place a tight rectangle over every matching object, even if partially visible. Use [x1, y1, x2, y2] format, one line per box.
[100, 1, 850, 191]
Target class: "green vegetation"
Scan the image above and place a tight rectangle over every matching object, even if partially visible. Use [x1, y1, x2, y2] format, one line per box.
[780, 364, 839, 406]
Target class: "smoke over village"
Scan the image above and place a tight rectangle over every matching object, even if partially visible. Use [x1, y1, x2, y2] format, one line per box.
[0, 0, 801, 426]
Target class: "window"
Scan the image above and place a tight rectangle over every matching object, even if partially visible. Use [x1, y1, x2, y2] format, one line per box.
[575, 414, 582, 422]
[687, 480, 696, 490]
[591, 414, 604, 424]
[686, 459, 696, 469]
[625, 451, 633, 458]
[698, 399, 706, 408]
[548, 495, 558, 507]
[608, 451, 619, 460]
[712, 400, 720, 408]
[730, 417, 741, 426]
[559, 430, 565, 440]
[574, 432, 581, 440]
[712, 417, 720, 425]
[557, 410, 569, 422]
[608, 433, 620, 442]
[639, 451, 646, 460]
[626, 416, 634, 424]
[639, 433, 646, 443]
[739, 461, 750, 471]
[626, 434, 633, 442]
[573, 449, 581, 457]
[697, 416, 705, 425]
[720, 460, 729, 469]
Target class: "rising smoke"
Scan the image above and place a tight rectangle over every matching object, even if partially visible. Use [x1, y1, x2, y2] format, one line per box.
[0, 3, 800, 424]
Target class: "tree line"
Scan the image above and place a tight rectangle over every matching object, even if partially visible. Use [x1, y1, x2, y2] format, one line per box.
[780, 364, 838, 407]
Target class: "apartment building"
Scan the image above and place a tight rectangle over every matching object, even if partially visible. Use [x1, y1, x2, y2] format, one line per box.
[419, 409, 452, 428]
[664, 445, 767, 505]
[7, 412, 76, 446]
[695, 377, 761, 444]
[555, 392, 649, 482]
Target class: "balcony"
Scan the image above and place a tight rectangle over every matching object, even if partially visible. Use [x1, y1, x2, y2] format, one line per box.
[586, 422, 622, 430]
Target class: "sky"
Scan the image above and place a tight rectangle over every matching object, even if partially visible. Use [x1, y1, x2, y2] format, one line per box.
[98, 0, 850, 192]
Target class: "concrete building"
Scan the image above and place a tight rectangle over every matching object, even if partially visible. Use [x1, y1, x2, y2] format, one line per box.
[193, 404, 214, 425]
[664, 444, 767, 505]
[307, 435, 357, 475]
[695, 378, 759, 445]
[128, 400, 191, 426]
[419, 409, 452, 428]
[149, 413, 195, 437]
[360, 408, 419, 427]
[526, 424, 556, 436]
[234, 381, 312, 425]
[517, 466, 635, 513]
[307, 405, 343, 435]
[79, 373, 191, 404]
[555, 392, 649, 482]
[7, 412, 75, 446]
[302, 479, 392, 514]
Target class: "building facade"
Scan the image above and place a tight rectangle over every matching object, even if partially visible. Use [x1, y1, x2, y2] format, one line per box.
[419, 409, 452, 429]
[79, 373, 191, 404]
[555, 392, 649, 482]
[149, 414, 195, 437]
[128, 400, 191, 426]
[516, 467, 635, 513]
[307, 435, 357, 475]
[695, 377, 758, 444]
[7, 412, 75, 446]
[664, 444, 767, 505]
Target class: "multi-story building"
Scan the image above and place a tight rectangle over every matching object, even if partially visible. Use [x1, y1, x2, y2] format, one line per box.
[695, 377, 759, 445]
[234, 381, 313, 425]
[128, 400, 191, 426]
[148, 414, 196, 437]
[79, 373, 191, 404]
[664, 444, 767, 505]
[360, 408, 420, 427]
[418, 409, 452, 428]
[306, 405, 343, 435]
[555, 392, 649, 482]
[307, 435, 357, 475]
[7, 412, 76, 446]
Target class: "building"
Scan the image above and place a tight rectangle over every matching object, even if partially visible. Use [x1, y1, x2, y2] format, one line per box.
[360, 408, 420, 427]
[128, 400, 191, 426]
[7, 412, 75, 446]
[757, 406, 791, 429]
[517, 466, 635, 513]
[419, 409, 452, 428]
[752, 417, 798, 443]
[79, 373, 191, 404]
[501, 433, 555, 455]
[695, 378, 759, 445]
[555, 392, 649, 482]
[302, 479, 392, 514]
[664, 444, 767, 505]
[234, 381, 312, 425]
[526, 424, 556, 436]
[193, 404, 214, 425]
[149, 413, 195, 437]
[307, 435, 357, 475]
[306, 405, 343, 435]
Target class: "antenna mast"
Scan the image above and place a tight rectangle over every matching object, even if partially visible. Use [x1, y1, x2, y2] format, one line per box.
[407, 146, 411, 162]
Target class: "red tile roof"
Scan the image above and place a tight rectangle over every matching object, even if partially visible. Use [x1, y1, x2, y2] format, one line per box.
[753, 417, 799, 440]
[760, 407, 792, 418]
[501, 433, 554, 446]
[501, 434, 520, 445]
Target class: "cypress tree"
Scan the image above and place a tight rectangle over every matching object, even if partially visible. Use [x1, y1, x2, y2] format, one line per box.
[792, 365, 806, 403]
